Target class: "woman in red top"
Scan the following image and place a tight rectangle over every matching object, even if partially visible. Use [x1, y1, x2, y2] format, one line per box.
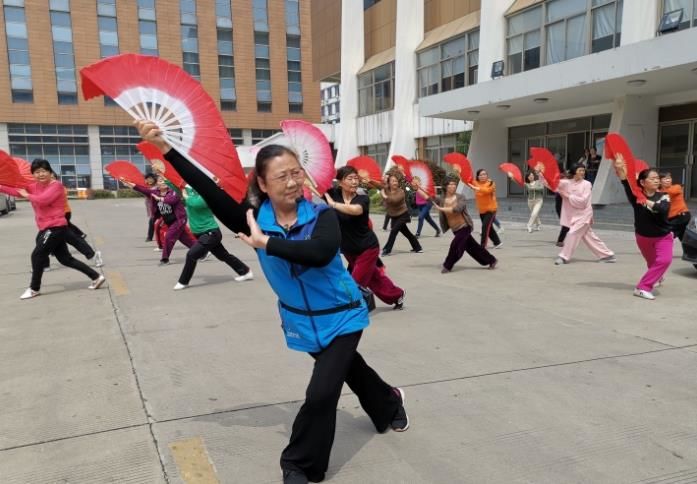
[0, 159, 105, 299]
[468, 169, 502, 249]
[659, 171, 691, 242]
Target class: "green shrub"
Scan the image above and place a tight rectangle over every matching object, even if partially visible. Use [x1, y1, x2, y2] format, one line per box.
[91, 189, 115, 199]
[116, 189, 144, 199]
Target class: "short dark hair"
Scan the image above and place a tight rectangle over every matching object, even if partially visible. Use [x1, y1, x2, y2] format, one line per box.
[144, 173, 156, 181]
[658, 171, 672, 179]
[336, 165, 357, 181]
[637, 167, 659, 188]
[572, 164, 586, 175]
[30, 158, 53, 174]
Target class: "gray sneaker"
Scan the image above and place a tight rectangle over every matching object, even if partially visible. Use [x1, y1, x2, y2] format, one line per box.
[390, 387, 409, 432]
[554, 257, 567, 265]
[598, 255, 617, 263]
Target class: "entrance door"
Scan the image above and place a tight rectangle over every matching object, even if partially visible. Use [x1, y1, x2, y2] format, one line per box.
[658, 122, 696, 198]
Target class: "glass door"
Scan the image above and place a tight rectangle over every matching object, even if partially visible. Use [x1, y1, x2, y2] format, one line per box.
[658, 123, 691, 196]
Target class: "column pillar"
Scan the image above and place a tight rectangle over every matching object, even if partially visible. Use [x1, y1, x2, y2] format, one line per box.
[88, 125, 104, 189]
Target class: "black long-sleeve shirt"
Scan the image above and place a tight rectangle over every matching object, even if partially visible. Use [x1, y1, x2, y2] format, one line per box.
[164, 147, 339, 267]
[621, 179, 672, 237]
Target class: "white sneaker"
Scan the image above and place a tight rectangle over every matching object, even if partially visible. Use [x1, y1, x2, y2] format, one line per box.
[494, 242, 503, 249]
[234, 270, 254, 282]
[535, 225, 542, 231]
[154, 247, 162, 252]
[527, 226, 533, 233]
[633, 288, 655, 300]
[20, 288, 40, 300]
[173, 282, 188, 290]
[496, 225, 505, 234]
[554, 257, 567, 265]
[199, 253, 212, 262]
[88, 275, 106, 290]
[598, 255, 617, 263]
[93, 250, 104, 268]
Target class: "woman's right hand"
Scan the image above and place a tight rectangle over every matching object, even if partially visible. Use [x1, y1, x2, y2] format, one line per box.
[119, 177, 135, 188]
[613, 155, 627, 180]
[134, 120, 171, 154]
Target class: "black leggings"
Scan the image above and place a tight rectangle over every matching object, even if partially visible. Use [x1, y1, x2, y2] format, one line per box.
[669, 212, 691, 241]
[178, 228, 250, 284]
[479, 211, 500, 247]
[147, 215, 156, 241]
[30, 226, 99, 291]
[382, 213, 421, 254]
[280, 331, 400, 482]
[64, 212, 95, 260]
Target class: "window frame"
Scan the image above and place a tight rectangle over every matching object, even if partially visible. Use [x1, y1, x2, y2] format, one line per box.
[661, 0, 697, 30]
[357, 62, 394, 117]
[416, 29, 479, 99]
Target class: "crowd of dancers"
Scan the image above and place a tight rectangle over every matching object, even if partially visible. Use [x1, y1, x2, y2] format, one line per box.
[0, 123, 692, 484]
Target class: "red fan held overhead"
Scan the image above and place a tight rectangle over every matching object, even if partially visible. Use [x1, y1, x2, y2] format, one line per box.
[443, 153, 473, 184]
[137, 141, 185, 189]
[0, 150, 32, 188]
[604, 133, 646, 203]
[105, 160, 146, 186]
[390, 155, 412, 178]
[499, 162, 523, 186]
[80, 53, 247, 202]
[409, 161, 435, 197]
[527, 147, 560, 192]
[347, 155, 382, 185]
[280, 120, 334, 197]
[635, 159, 649, 177]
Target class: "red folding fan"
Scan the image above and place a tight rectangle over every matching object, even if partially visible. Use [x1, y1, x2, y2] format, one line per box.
[105, 160, 146, 186]
[409, 161, 435, 197]
[499, 162, 523, 186]
[604, 133, 646, 203]
[80, 53, 247, 202]
[390, 155, 412, 178]
[14, 156, 33, 185]
[635, 159, 649, 177]
[0, 150, 31, 188]
[347, 155, 382, 184]
[137, 141, 185, 189]
[443, 153, 473, 184]
[527, 147, 560, 192]
[280, 120, 334, 196]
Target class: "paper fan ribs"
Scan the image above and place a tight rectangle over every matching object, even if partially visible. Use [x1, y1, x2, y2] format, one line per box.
[280, 120, 335, 195]
[80, 54, 247, 202]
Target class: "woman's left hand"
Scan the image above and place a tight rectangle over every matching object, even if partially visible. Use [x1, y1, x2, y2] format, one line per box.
[238, 209, 270, 249]
[17, 188, 29, 198]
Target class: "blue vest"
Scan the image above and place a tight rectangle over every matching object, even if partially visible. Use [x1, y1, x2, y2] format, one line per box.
[256, 199, 369, 353]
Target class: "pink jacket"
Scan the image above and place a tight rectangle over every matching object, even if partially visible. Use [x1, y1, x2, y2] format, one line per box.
[0, 180, 67, 230]
[557, 178, 593, 229]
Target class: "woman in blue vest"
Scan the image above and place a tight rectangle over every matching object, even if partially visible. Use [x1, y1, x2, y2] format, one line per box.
[135, 121, 409, 484]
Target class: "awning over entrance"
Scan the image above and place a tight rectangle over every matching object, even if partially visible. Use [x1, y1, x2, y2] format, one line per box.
[419, 28, 697, 122]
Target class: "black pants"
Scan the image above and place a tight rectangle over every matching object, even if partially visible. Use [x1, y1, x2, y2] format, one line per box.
[63, 213, 95, 260]
[178, 228, 250, 285]
[280, 331, 400, 482]
[382, 213, 421, 254]
[557, 226, 570, 244]
[146, 215, 156, 241]
[443, 226, 495, 270]
[30, 226, 100, 291]
[669, 212, 691, 242]
[479, 211, 500, 247]
[381, 213, 390, 230]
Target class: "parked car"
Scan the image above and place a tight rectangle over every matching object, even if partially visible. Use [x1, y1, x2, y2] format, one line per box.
[0, 193, 15, 215]
[682, 216, 697, 270]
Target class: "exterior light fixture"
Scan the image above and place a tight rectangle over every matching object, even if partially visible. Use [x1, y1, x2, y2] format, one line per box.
[627, 79, 647, 87]
[496, 104, 511, 110]
[533, 97, 549, 104]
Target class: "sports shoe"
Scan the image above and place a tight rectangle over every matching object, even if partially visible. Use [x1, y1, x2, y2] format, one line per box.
[88, 275, 106, 290]
[381, 250, 391, 257]
[535, 225, 542, 231]
[494, 242, 504, 249]
[554, 257, 567, 265]
[158, 259, 170, 266]
[199, 252, 212, 262]
[20, 288, 40, 300]
[654, 277, 665, 289]
[153, 247, 162, 252]
[496, 225, 505, 234]
[44, 266, 52, 272]
[435, 230, 441, 237]
[173, 282, 188, 291]
[633, 288, 655, 300]
[390, 387, 409, 432]
[234, 270, 254, 282]
[282, 469, 308, 484]
[489, 259, 498, 270]
[414, 233, 421, 238]
[93, 250, 104, 268]
[393, 290, 405, 310]
[527, 226, 533, 233]
[410, 248, 424, 253]
[598, 255, 617, 263]
[441, 266, 451, 274]
[555, 241, 564, 247]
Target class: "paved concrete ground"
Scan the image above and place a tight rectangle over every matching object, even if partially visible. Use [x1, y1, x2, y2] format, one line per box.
[0, 199, 696, 484]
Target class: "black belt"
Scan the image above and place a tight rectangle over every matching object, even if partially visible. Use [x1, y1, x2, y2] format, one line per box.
[280, 299, 361, 316]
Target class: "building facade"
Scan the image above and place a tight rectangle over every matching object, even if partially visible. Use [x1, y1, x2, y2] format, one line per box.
[0, 0, 320, 189]
[314, 0, 697, 203]
[320, 82, 340, 124]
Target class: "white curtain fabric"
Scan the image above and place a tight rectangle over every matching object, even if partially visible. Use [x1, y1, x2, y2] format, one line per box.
[593, 4, 615, 39]
[546, 22, 564, 64]
[566, 14, 587, 60]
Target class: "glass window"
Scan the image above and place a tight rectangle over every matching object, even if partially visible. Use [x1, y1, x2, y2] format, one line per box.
[417, 30, 478, 97]
[663, 0, 695, 29]
[50, 0, 70, 11]
[358, 62, 394, 116]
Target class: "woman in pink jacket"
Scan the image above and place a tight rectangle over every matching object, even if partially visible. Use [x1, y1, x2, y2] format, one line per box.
[0, 159, 105, 299]
[554, 164, 616, 265]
